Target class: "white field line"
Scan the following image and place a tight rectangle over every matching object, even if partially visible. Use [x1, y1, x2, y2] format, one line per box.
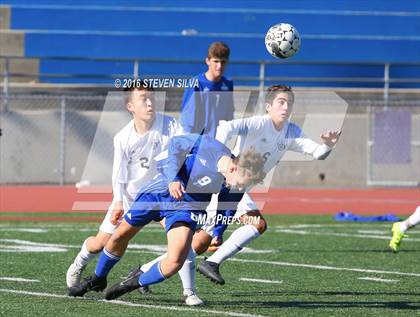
[357, 229, 420, 235]
[229, 258, 420, 277]
[0, 239, 269, 255]
[0, 289, 267, 317]
[275, 229, 420, 242]
[0, 228, 48, 233]
[0, 277, 40, 283]
[358, 277, 399, 283]
[239, 278, 283, 284]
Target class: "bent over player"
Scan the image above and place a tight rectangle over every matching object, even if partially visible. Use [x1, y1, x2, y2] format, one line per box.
[68, 133, 265, 299]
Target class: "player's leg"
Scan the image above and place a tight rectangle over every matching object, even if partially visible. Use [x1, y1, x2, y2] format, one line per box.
[192, 228, 213, 254]
[389, 205, 420, 252]
[198, 194, 266, 285]
[66, 207, 117, 287]
[68, 219, 142, 297]
[105, 221, 194, 300]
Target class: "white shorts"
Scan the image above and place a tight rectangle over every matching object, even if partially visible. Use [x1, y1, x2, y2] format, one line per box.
[201, 192, 259, 238]
[98, 197, 132, 235]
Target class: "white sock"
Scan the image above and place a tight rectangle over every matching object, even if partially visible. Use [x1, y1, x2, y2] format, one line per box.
[404, 206, 420, 231]
[178, 248, 197, 293]
[74, 239, 97, 268]
[207, 225, 260, 265]
[141, 253, 167, 272]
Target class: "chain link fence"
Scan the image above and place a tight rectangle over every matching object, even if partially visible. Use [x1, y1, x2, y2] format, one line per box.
[1, 90, 419, 186]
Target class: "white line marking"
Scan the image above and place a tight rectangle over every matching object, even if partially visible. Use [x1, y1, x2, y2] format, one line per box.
[357, 230, 388, 235]
[275, 229, 420, 242]
[0, 289, 267, 317]
[239, 278, 283, 284]
[358, 277, 399, 283]
[0, 228, 48, 233]
[0, 277, 40, 283]
[229, 259, 420, 277]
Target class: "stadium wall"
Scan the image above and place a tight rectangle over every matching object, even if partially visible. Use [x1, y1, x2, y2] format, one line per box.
[2, 109, 419, 187]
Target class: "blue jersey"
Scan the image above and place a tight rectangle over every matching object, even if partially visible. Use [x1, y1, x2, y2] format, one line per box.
[179, 73, 234, 138]
[126, 134, 243, 232]
[159, 134, 231, 200]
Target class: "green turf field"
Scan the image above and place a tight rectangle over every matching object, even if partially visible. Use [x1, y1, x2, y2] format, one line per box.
[1, 215, 419, 317]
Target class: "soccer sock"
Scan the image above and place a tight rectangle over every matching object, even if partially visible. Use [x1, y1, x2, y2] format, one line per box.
[405, 206, 420, 230]
[94, 248, 121, 278]
[207, 225, 260, 265]
[178, 248, 197, 293]
[74, 239, 98, 268]
[138, 261, 165, 286]
[140, 253, 167, 272]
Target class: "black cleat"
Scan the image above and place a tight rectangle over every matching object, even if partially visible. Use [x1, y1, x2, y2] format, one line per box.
[197, 258, 225, 285]
[126, 265, 152, 295]
[68, 274, 107, 297]
[105, 267, 143, 300]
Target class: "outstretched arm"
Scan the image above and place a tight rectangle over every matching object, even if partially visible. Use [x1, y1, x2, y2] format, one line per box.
[320, 130, 342, 148]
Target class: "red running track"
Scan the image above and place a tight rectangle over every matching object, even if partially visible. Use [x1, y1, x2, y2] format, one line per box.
[0, 186, 418, 222]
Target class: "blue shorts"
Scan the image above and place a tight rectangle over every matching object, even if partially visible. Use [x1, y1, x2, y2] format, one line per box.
[124, 177, 206, 232]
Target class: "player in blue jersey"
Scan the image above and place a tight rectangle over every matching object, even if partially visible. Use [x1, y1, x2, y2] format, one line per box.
[68, 134, 265, 299]
[179, 41, 234, 137]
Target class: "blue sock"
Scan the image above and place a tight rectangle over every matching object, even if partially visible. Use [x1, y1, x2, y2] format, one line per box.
[95, 249, 121, 278]
[138, 261, 165, 286]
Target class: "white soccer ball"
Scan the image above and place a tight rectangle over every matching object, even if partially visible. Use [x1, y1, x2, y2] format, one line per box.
[265, 23, 301, 59]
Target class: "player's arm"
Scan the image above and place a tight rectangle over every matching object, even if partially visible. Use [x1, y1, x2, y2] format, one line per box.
[289, 124, 341, 160]
[110, 135, 127, 224]
[212, 189, 244, 242]
[216, 116, 257, 144]
[164, 134, 202, 199]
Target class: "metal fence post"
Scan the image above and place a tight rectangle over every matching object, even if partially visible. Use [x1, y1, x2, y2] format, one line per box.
[383, 63, 390, 108]
[133, 60, 139, 78]
[2, 57, 9, 112]
[258, 61, 265, 96]
[59, 96, 66, 185]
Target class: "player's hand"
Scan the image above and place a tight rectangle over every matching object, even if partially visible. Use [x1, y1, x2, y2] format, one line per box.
[110, 201, 124, 225]
[169, 181, 185, 200]
[320, 130, 342, 148]
[210, 235, 223, 247]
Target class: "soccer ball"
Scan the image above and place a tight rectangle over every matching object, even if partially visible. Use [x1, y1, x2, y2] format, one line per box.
[265, 23, 301, 59]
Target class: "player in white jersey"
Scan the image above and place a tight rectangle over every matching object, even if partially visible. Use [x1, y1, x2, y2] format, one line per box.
[66, 84, 175, 289]
[195, 84, 342, 284]
[389, 205, 420, 252]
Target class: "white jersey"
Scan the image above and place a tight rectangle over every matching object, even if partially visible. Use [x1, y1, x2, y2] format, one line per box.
[112, 113, 176, 208]
[216, 114, 331, 174]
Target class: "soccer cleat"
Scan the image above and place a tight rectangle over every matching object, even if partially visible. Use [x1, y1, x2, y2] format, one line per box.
[183, 289, 204, 306]
[197, 258, 225, 285]
[389, 222, 407, 252]
[68, 274, 107, 297]
[66, 263, 85, 288]
[125, 265, 152, 295]
[105, 268, 142, 300]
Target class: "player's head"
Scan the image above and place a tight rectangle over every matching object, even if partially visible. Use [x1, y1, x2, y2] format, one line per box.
[265, 84, 294, 128]
[205, 41, 230, 80]
[124, 81, 155, 122]
[225, 149, 266, 191]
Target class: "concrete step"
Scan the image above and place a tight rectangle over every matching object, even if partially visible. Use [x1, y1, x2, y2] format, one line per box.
[0, 30, 25, 56]
[0, 57, 39, 82]
[0, 5, 10, 29]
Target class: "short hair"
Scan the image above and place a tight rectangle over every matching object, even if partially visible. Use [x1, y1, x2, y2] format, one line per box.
[234, 149, 266, 185]
[265, 84, 294, 105]
[207, 41, 230, 60]
[123, 79, 153, 105]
